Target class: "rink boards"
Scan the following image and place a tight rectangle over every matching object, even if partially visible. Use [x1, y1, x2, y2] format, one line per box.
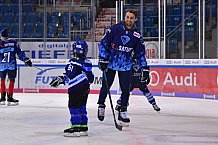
[11, 59, 218, 100]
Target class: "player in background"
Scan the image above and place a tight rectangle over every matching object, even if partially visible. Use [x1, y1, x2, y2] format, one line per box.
[97, 9, 149, 126]
[115, 59, 161, 112]
[0, 28, 32, 106]
[50, 39, 94, 137]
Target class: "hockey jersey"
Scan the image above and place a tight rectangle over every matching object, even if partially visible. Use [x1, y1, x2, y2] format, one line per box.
[131, 63, 144, 88]
[0, 39, 28, 71]
[98, 21, 147, 71]
[64, 57, 94, 94]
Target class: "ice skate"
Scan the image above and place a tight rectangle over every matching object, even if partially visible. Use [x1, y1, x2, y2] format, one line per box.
[0, 92, 6, 105]
[7, 94, 19, 106]
[80, 126, 88, 136]
[115, 104, 121, 112]
[63, 127, 80, 137]
[152, 103, 161, 112]
[118, 107, 130, 127]
[97, 104, 106, 121]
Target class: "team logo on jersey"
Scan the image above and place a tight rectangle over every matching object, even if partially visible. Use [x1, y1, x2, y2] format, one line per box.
[133, 32, 141, 38]
[121, 35, 130, 45]
[133, 64, 140, 72]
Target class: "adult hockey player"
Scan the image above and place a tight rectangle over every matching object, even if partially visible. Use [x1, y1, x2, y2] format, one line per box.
[50, 39, 94, 137]
[0, 28, 32, 106]
[97, 9, 149, 126]
[115, 60, 161, 112]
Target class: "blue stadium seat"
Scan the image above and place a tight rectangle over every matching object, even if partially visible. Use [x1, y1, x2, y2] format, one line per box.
[0, 23, 10, 32]
[143, 4, 157, 16]
[58, 32, 69, 38]
[62, 12, 69, 23]
[11, 4, 19, 13]
[167, 26, 174, 34]
[3, 13, 14, 23]
[185, 27, 195, 41]
[22, 4, 33, 13]
[0, 13, 3, 23]
[172, 5, 181, 15]
[22, 13, 28, 23]
[73, 12, 83, 23]
[10, 23, 19, 38]
[47, 24, 57, 38]
[168, 16, 181, 26]
[150, 28, 158, 37]
[28, 12, 39, 24]
[167, 5, 173, 15]
[32, 23, 43, 38]
[22, 23, 34, 38]
[63, 23, 69, 32]
[47, 32, 55, 38]
[144, 17, 153, 27]
[11, 0, 19, 3]
[185, 4, 195, 15]
[168, 38, 178, 53]
[0, 4, 10, 13]
[39, 12, 50, 24]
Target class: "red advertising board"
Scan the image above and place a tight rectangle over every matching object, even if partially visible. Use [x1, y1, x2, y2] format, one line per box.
[148, 67, 218, 95]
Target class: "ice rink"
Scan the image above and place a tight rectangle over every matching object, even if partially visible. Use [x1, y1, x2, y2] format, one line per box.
[0, 93, 218, 145]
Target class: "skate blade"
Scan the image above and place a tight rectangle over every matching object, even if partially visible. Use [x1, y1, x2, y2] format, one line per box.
[63, 132, 80, 137]
[7, 102, 19, 106]
[80, 131, 88, 136]
[118, 121, 130, 127]
[0, 101, 6, 105]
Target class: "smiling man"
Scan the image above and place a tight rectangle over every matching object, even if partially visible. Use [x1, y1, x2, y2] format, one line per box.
[97, 9, 150, 126]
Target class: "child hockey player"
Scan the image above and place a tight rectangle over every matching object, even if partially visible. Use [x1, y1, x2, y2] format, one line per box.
[0, 28, 32, 106]
[115, 61, 161, 112]
[50, 39, 94, 137]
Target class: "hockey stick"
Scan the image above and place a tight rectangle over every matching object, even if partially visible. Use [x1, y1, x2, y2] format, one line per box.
[103, 71, 123, 131]
[32, 65, 44, 71]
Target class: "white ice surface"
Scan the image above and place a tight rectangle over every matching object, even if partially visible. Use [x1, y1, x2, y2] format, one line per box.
[0, 93, 218, 145]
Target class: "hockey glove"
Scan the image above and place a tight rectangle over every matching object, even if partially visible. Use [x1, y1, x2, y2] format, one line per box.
[141, 66, 150, 85]
[24, 58, 32, 67]
[50, 76, 65, 87]
[98, 59, 109, 71]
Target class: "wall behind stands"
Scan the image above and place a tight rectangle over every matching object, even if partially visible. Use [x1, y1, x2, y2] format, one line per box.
[13, 59, 218, 100]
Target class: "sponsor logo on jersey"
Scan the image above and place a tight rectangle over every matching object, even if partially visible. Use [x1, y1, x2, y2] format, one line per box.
[118, 45, 133, 52]
[133, 32, 141, 38]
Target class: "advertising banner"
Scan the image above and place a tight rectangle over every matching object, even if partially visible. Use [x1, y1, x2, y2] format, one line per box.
[15, 59, 218, 99]
[18, 59, 119, 93]
[20, 42, 97, 59]
[147, 67, 218, 96]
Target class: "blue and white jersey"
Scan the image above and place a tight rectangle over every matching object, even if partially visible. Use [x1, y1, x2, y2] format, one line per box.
[98, 21, 147, 71]
[64, 57, 94, 94]
[0, 39, 28, 71]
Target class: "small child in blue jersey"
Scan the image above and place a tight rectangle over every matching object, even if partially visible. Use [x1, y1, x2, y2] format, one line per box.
[50, 39, 94, 137]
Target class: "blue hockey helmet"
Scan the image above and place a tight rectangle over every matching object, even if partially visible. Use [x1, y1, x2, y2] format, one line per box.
[72, 39, 88, 57]
[0, 28, 8, 37]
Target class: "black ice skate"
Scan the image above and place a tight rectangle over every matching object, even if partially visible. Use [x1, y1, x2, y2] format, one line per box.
[7, 94, 19, 106]
[63, 127, 80, 137]
[152, 103, 161, 112]
[0, 92, 6, 105]
[80, 125, 88, 136]
[115, 104, 121, 112]
[118, 107, 130, 127]
[97, 104, 106, 121]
